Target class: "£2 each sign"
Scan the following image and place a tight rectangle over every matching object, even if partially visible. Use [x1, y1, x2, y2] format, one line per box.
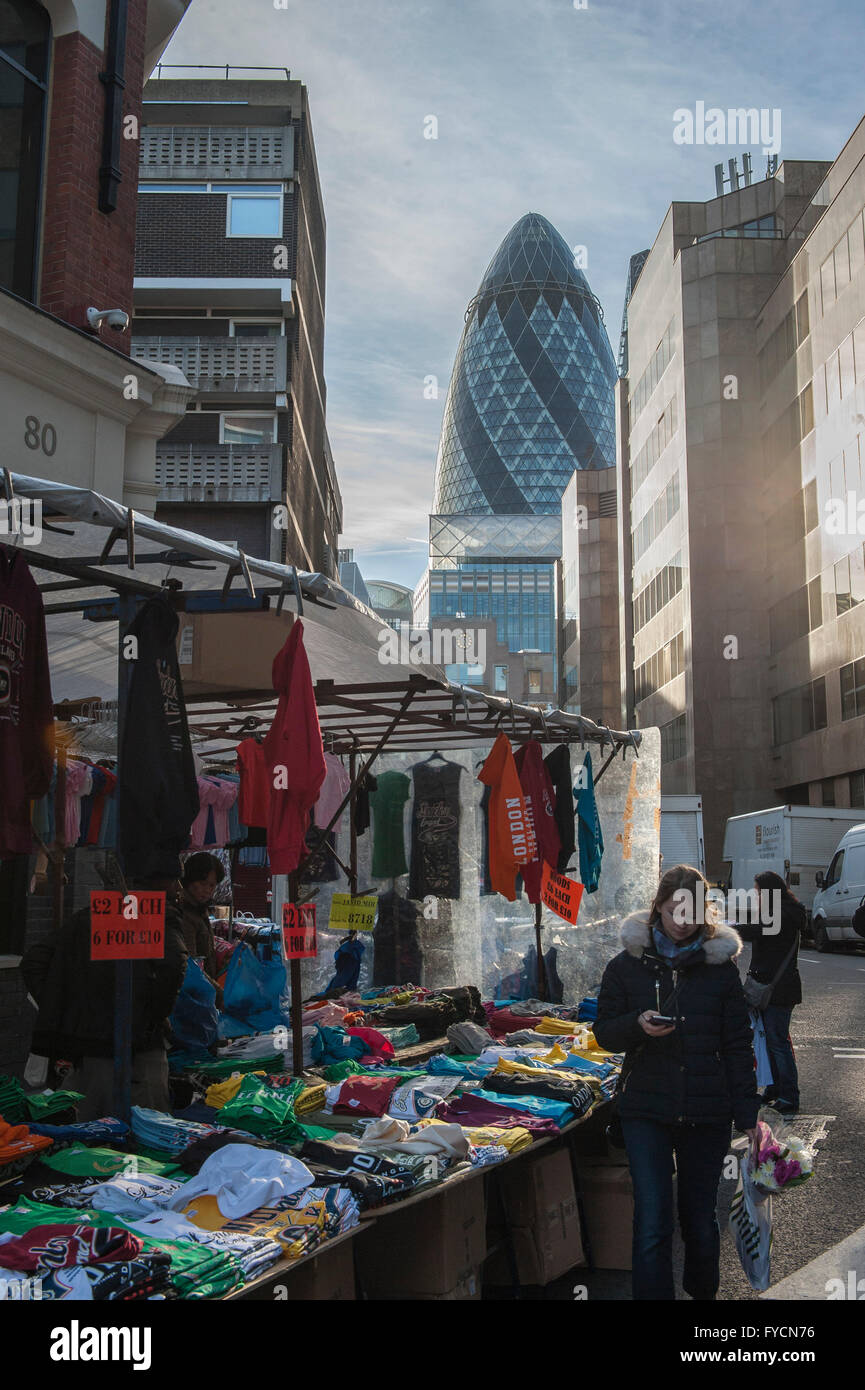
[282, 903, 317, 959]
[90, 891, 166, 960]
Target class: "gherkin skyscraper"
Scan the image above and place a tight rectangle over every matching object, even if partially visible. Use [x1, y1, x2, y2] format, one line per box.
[432, 212, 617, 517]
[421, 213, 617, 705]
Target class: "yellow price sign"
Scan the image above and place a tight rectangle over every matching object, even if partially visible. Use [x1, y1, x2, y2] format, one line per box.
[328, 893, 378, 932]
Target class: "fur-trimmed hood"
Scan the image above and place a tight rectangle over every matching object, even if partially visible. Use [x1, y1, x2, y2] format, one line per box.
[620, 910, 742, 964]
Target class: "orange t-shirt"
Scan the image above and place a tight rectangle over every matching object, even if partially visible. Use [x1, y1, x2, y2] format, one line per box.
[478, 733, 538, 901]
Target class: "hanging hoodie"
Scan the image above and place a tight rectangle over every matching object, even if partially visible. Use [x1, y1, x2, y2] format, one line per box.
[574, 751, 603, 893]
[117, 594, 199, 881]
[0, 548, 54, 858]
[262, 619, 326, 875]
[477, 733, 537, 902]
[513, 742, 561, 904]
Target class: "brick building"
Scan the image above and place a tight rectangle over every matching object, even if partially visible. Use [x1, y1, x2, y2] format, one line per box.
[0, 0, 193, 1071]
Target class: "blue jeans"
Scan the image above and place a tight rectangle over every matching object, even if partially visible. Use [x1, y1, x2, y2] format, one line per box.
[762, 1005, 800, 1108]
[621, 1118, 731, 1301]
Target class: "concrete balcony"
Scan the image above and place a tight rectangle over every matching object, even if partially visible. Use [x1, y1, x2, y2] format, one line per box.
[155, 443, 283, 503]
[139, 125, 294, 181]
[131, 335, 287, 395]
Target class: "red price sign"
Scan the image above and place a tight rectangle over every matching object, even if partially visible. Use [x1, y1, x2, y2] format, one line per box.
[282, 903, 317, 959]
[90, 891, 166, 960]
[540, 861, 585, 925]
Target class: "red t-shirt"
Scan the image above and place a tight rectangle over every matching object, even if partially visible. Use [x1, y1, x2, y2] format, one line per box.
[514, 742, 562, 904]
[236, 738, 271, 829]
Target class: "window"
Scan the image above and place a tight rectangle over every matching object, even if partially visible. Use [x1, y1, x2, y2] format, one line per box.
[820, 778, 836, 807]
[629, 319, 674, 422]
[494, 665, 508, 693]
[798, 382, 814, 437]
[803, 479, 818, 534]
[835, 552, 865, 615]
[660, 713, 687, 763]
[850, 771, 865, 808]
[631, 396, 678, 496]
[229, 319, 283, 337]
[769, 582, 819, 653]
[824, 849, 844, 887]
[821, 252, 836, 312]
[226, 186, 282, 237]
[631, 473, 680, 564]
[840, 658, 865, 720]
[771, 677, 827, 743]
[527, 669, 542, 696]
[795, 290, 810, 346]
[633, 552, 683, 634]
[634, 631, 685, 703]
[220, 414, 277, 445]
[0, 0, 51, 300]
[138, 183, 207, 193]
[808, 576, 823, 630]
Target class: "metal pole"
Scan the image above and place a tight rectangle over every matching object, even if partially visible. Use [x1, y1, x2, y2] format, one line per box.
[534, 901, 547, 1002]
[52, 745, 67, 934]
[288, 870, 303, 1077]
[113, 593, 137, 1123]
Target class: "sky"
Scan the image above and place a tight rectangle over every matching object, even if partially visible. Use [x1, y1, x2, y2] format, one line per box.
[162, 0, 864, 588]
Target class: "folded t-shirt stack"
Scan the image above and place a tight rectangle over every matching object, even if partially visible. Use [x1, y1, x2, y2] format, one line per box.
[214, 1076, 298, 1143]
[131, 1107, 217, 1156]
[0, 1221, 174, 1301]
[27, 1117, 129, 1148]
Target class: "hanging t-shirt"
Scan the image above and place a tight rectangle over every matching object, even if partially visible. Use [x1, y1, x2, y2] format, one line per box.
[190, 776, 237, 849]
[408, 760, 462, 900]
[373, 890, 423, 986]
[314, 752, 351, 833]
[544, 744, 576, 872]
[355, 773, 377, 836]
[262, 619, 327, 875]
[514, 742, 561, 904]
[575, 751, 604, 893]
[369, 770, 410, 877]
[477, 733, 536, 901]
[236, 739, 270, 829]
[0, 548, 54, 858]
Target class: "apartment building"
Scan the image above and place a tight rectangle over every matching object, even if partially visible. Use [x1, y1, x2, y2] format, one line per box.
[132, 71, 341, 574]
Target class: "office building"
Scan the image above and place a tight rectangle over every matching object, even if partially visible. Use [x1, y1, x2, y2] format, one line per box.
[617, 127, 865, 872]
[132, 71, 341, 574]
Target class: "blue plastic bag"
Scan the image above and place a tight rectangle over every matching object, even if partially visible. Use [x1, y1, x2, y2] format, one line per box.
[222, 941, 287, 1032]
[170, 958, 219, 1050]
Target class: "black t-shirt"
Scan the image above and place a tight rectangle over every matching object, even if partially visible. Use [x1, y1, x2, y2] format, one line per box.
[544, 745, 575, 872]
[408, 761, 462, 899]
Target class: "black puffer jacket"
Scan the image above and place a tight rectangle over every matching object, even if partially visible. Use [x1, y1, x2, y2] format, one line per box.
[594, 912, 759, 1132]
[738, 898, 804, 1008]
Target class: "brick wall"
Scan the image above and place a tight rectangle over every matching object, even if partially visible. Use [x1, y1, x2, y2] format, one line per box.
[38, 0, 149, 351]
[135, 191, 298, 278]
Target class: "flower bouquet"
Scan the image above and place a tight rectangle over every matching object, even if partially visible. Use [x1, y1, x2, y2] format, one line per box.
[750, 1118, 813, 1195]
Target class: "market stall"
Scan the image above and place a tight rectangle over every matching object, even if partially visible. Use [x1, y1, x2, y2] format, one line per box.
[0, 470, 658, 1300]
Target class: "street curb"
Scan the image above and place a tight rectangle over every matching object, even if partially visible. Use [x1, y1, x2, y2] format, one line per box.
[760, 1225, 865, 1300]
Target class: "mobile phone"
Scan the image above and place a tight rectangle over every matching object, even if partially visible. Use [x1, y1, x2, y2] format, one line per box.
[649, 1014, 676, 1026]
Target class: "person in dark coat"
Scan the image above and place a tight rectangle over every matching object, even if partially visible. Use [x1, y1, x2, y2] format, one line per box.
[177, 852, 224, 1005]
[595, 864, 760, 1302]
[21, 876, 188, 1120]
[738, 870, 804, 1115]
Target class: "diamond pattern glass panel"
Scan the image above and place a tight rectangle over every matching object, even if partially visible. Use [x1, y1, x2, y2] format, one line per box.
[432, 213, 617, 517]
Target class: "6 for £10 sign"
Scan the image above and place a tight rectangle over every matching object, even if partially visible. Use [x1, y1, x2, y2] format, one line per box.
[90, 891, 166, 960]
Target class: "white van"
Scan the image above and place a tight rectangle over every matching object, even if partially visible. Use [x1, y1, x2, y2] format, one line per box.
[810, 823, 865, 951]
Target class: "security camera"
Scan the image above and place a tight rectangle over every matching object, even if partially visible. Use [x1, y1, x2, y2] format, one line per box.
[86, 306, 130, 333]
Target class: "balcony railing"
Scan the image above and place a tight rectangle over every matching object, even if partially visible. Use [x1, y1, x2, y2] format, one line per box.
[131, 336, 287, 393]
[139, 125, 294, 180]
[155, 444, 283, 503]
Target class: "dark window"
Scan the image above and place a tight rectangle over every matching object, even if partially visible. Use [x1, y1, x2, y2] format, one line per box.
[850, 771, 865, 808]
[660, 712, 687, 763]
[824, 849, 844, 888]
[820, 778, 836, 807]
[0, 0, 50, 300]
[772, 676, 827, 743]
[803, 479, 818, 534]
[840, 658, 865, 720]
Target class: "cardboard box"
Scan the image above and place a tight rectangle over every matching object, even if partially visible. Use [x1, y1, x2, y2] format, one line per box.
[271, 1239, 356, 1301]
[486, 1148, 585, 1286]
[575, 1156, 634, 1270]
[356, 1180, 486, 1299]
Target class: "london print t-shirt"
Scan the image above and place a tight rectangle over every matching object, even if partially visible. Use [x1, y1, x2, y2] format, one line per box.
[477, 733, 536, 902]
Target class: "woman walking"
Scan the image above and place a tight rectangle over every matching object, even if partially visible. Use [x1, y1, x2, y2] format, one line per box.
[739, 870, 803, 1116]
[594, 864, 759, 1301]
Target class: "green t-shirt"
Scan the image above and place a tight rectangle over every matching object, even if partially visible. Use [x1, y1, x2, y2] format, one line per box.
[41, 1144, 183, 1179]
[370, 771, 410, 877]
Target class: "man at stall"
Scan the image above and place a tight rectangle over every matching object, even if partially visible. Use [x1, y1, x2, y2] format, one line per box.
[21, 874, 188, 1119]
[177, 852, 224, 1007]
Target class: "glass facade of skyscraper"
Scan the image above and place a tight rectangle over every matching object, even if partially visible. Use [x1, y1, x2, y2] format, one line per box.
[433, 213, 617, 517]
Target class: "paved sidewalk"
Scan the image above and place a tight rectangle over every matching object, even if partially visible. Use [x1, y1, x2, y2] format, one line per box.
[761, 1224, 865, 1299]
